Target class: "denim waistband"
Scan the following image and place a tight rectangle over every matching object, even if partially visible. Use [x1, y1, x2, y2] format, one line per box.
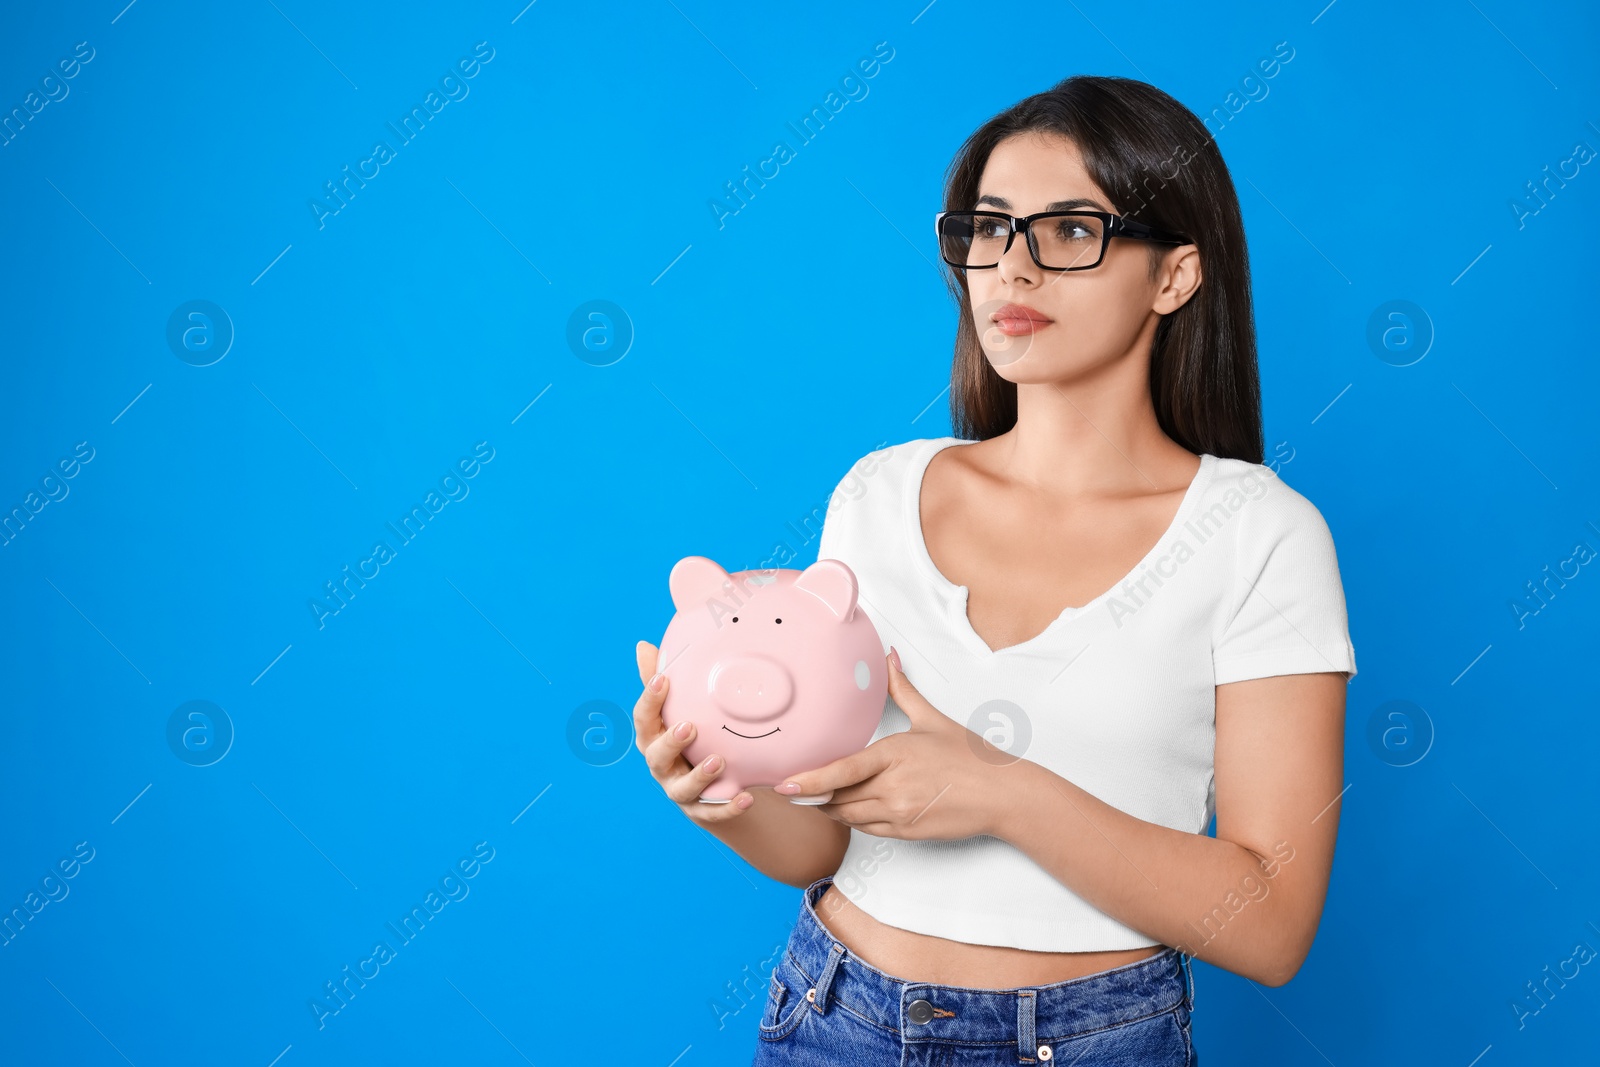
[783, 876, 1194, 1051]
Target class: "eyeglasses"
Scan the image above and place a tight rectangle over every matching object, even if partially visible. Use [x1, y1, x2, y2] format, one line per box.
[934, 210, 1192, 272]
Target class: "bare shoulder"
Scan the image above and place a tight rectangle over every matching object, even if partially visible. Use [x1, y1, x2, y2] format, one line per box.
[920, 438, 997, 513]
[924, 438, 1205, 521]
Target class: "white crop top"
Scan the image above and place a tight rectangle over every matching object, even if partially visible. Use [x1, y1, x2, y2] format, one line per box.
[819, 436, 1357, 952]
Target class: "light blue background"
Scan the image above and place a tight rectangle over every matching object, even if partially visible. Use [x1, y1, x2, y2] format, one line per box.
[2, 0, 1596, 1063]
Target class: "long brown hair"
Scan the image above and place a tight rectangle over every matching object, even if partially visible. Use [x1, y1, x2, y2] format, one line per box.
[941, 75, 1263, 464]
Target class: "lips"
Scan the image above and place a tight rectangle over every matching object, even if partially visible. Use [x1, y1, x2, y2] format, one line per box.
[990, 302, 1053, 337]
[992, 303, 1053, 324]
[992, 302, 1056, 323]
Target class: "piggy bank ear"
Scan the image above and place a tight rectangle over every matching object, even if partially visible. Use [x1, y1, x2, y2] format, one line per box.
[794, 558, 859, 622]
[668, 555, 733, 613]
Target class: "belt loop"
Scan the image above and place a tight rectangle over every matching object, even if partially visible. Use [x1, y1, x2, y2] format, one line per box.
[1179, 951, 1195, 1010]
[811, 941, 846, 1015]
[1016, 989, 1037, 1061]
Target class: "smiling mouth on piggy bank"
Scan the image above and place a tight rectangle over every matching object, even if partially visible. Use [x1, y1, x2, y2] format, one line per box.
[722, 725, 781, 739]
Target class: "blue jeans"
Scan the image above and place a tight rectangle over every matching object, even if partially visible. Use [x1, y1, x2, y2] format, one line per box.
[752, 876, 1196, 1066]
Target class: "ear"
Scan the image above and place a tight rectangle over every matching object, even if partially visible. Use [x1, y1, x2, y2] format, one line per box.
[1153, 243, 1203, 315]
[794, 558, 859, 622]
[668, 555, 732, 613]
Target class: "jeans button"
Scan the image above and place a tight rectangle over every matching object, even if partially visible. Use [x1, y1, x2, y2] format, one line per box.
[907, 999, 934, 1025]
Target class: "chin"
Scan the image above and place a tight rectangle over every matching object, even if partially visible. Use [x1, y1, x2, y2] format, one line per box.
[983, 349, 1060, 382]
[984, 341, 1110, 385]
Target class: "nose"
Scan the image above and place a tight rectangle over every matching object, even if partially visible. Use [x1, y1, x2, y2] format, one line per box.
[997, 226, 1042, 285]
[709, 655, 795, 721]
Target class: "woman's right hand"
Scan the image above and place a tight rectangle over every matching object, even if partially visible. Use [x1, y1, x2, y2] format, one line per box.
[634, 639, 757, 823]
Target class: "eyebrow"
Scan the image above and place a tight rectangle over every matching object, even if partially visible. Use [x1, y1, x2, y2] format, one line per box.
[975, 194, 1111, 213]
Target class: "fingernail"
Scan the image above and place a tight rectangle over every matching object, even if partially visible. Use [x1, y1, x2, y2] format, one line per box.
[648, 673, 665, 692]
[888, 646, 902, 673]
[701, 754, 723, 773]
[775, 781, 800, 795]
[674, 720, 692, 739]
[735, 794, 754, 809]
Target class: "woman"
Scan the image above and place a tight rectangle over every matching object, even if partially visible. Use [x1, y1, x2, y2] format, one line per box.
[635, 74, 1356, 1065]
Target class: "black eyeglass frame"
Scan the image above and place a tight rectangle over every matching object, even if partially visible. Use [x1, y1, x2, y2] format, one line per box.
[934, 209, 1193, 272]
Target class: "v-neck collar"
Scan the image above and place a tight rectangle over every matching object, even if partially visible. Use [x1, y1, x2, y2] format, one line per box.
[903, 436, 1218, 657]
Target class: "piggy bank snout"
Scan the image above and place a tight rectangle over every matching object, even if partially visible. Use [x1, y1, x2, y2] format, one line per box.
[709, 655, 794, 721]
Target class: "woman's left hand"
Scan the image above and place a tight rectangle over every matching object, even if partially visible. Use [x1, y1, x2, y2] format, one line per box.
[773, 649, 1015, 840]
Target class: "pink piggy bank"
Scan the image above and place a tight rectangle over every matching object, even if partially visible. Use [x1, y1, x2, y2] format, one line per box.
[655, 555, 887, 804]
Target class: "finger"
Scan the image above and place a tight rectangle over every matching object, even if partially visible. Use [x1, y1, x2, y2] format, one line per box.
[811, 780, 871, 807]
[631, 670, 670, 749]
[686, 789, 759, 823]
[663, 748, 733, 806]
[642, 714, 697, 781]
[635, 640, 658, 688]
[798, 775, 878, 809]
[815, 797, 882, 826]
[885, 649, 940, 726]
[775, 746, 890, 800]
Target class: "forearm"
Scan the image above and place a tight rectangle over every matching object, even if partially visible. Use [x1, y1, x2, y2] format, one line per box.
[991, 760, 1311, 985]
[703, 789, 850, 889]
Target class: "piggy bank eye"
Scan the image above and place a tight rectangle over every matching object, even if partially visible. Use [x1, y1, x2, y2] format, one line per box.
[732, 617, 739, 623]
[775, 618, 783, 624]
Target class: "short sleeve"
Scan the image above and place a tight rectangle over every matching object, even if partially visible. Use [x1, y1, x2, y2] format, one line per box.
[814, 442, 895, 566]
[815, 475, 849, 565]
[1212, 489, 1357, 685]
